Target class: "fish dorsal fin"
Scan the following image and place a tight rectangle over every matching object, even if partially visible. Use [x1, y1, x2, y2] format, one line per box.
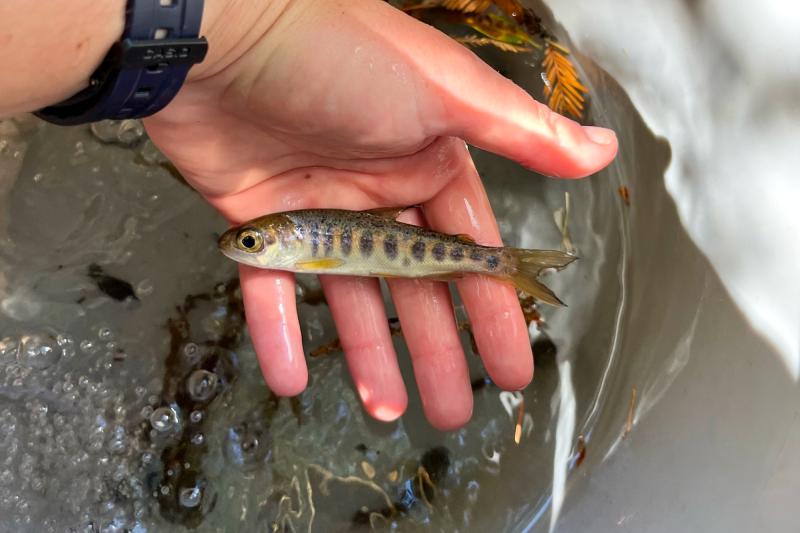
[364, 207, 409, 220]
[454, 233, 477, 244]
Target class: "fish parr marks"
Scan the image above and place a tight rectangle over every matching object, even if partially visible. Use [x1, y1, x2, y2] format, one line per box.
[383, 233, 398, 260]
[310, 222, 320, 257]
[469, 249, 483, 261]
[450, 246, 464, 261]
[487, 255, 499, 270]
[411, 241, 426, 262]
[359, 230, 374, 257]
[341, 226, 352, 256]
[432, 242, 446, 262]
[323, 224, 334, 256]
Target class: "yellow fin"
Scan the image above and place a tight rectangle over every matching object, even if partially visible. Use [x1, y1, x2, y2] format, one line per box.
[364, 207, 409, 220]
[294, 258, 345, 271]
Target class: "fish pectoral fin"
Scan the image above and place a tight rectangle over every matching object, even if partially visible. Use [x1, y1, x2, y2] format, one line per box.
[364, 206, 411, 220]
[294, 258, 345, 271]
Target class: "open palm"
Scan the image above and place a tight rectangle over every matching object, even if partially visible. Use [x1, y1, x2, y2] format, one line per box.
[143, 0, 617, 429]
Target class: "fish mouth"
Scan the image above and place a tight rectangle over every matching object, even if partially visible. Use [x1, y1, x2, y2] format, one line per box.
[217, 228, 239, 260]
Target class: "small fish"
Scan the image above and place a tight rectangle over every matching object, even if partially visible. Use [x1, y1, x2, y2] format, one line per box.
[218, 208, 576, 305]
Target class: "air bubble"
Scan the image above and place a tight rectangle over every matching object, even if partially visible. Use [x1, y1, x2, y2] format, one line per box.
[18, 333, 61, 369]
[149, 406, 178, 433]
[189, 410, 203, 424]
[186, 370, 218, 402]
[80, 340, 97, 354]
[178, 486, 202, 508]
[190, 433, 205, 446]
[0, 337, 17, 362]
[182, 342, 199, 363]
[97, 327, 114, 342]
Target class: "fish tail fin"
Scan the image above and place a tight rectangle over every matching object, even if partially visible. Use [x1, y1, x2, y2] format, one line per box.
[505, 249, 577, 307]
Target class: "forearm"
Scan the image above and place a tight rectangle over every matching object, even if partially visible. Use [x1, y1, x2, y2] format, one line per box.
[0, 0, 125, 117]
[0, 0, 292, 119]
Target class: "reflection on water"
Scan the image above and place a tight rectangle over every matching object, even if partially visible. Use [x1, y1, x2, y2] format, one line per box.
[0, 39, 647, 532]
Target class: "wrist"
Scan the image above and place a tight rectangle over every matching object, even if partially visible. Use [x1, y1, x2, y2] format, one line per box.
[187, 0, 292, 81]
[0, 0, 125, 117]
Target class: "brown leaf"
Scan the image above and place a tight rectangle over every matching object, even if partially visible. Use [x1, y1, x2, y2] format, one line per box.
[542, 41, 588, 119]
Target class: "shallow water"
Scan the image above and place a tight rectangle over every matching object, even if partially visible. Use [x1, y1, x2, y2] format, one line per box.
[0, 20, 658, 533]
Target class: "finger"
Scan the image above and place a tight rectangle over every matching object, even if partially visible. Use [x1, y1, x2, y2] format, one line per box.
[239, 265, 308, 396]
[389, 278, 472, 430]
[377, 3, 618, 177]
[423, 140, 534, 390]
[320, 275, 408, 422]
[386, 208, 472, 430]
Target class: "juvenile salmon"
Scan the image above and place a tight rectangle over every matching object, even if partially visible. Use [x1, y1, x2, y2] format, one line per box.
[218, 208, 576, 305]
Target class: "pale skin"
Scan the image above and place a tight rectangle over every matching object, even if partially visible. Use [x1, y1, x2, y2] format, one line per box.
[0, 0, 618, 429]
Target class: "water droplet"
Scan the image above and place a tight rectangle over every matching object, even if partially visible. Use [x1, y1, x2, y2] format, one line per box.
[179, 486, 202, 508]
[140, 405, 153, 420]
[182, 343, 199, 363]
[56, 334, 76, 358]
[18, 333, 61, 369]
[97, 327, 114, 341]
[189, 410, 203, 424]
[149, 407, 178, 433]
[32, 172, 43, 183]
[80, 339, 97, 354]
[186, 370, 218, 402]
[226, 424, 268, 468]
[190, 433, 204, 446]
[0, 337, 18, 362]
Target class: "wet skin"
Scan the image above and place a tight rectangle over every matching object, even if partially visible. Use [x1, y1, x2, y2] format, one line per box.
[143, 0, 618, 429]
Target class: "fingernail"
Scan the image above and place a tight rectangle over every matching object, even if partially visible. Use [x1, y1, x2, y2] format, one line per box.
[584, 126, 617, 146]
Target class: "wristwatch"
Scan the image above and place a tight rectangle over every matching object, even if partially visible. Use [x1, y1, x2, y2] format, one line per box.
[35, 0, 208, 126]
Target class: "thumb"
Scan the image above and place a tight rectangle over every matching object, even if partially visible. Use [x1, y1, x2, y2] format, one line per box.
[398, 8, 618, 178]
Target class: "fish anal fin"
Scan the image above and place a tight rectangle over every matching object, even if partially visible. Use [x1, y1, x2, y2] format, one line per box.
[295, 258, 345, 271]
[365, 207, 410, 220]
[419, 272, 464, 282]
[370, 272, 463, 282]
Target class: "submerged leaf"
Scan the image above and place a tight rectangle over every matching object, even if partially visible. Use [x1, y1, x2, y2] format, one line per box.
[455, 35, 532, 53]
[542, 41, 588, 119]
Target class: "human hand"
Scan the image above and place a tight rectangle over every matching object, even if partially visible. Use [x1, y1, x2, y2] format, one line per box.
[143, 0, 618, 429]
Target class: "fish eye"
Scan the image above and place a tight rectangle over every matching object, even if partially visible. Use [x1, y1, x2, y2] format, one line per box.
[237, 229, 264, 252]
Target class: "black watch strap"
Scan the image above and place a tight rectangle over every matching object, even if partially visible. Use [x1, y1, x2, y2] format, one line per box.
[35, 0, 208, 126]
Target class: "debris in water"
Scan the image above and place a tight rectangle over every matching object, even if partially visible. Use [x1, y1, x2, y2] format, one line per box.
[542, 41, 588, 119]
[420, 446, 451, 485]
[310, 337, 342, 357]
[88, 263, 139, 302]
[531, 334, 557, 366]
[471, 375, 493, 391]
[553, 192, 577, 255]
[624, 386, 638, 438]
[573, 435, 587, 468]
[514, 395, 525, 444]
[618, 185, 631, 206]
[361, 461, 376, 479]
